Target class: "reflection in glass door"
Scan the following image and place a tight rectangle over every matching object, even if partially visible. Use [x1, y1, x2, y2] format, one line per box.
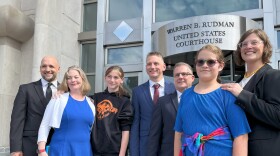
[221, 54, 234, 83]
[123, 72, 142, 96]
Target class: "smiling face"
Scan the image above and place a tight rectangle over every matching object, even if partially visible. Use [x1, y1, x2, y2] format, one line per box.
[67, 69, 83, 92]
[40, 56, 60, 82]
[146, 55, 166, 82]
[240, 33, 264, 65]
[173, 65, 194, 92]
[196, 49, 224, 83]
[105, 70, 124, 93]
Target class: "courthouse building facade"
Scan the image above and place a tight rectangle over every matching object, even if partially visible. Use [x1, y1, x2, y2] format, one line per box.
[1, 0, 280, 154]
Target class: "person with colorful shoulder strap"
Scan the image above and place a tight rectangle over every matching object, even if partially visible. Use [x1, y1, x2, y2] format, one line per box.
[174, 44, 251, 156]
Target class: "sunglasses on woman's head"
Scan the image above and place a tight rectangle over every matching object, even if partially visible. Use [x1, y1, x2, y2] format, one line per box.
[196, 59, 218, 67]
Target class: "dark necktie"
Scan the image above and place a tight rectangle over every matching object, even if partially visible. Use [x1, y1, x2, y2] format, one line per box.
[153, 83, 160, 104]
[46, 83, 52, 102]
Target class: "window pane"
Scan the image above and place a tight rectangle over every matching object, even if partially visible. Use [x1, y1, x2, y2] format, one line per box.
[107, 46, 142, 64]
[278, 30, 280, 49]
[82, 43, 96, 73]
[83, 3, 97, 31]
[155, 0, 259, 22]
[124, 76, 138, 96]
[108, 0, 143, 21]
[87, 75, 95, 95]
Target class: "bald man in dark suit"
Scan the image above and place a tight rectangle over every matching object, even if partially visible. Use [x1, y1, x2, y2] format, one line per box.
[10, 56, 60, 156]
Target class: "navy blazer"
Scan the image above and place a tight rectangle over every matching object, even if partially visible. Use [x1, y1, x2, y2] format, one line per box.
[147, 91, 178, 156]
[129, 80, 175, 156]
[236, 64, 280, 156]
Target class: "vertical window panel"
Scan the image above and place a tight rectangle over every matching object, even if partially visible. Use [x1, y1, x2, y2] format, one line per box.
[155, 0, 260, 22]
[108, 0, 143, 21]
[83, 3, 97, 31]
[123, 76, 138, 96]
[82, 43, 96, 73]
[82, 43, 96, 93]
[87, 75, 95, 95]
[277, 30, 280, 49]
[107, 46, 142, 64]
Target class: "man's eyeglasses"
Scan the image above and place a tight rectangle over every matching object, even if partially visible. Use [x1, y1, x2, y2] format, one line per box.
[175, 72, 192, 77]
[238, 40, 263, 48]
[196, 59, 218, 67]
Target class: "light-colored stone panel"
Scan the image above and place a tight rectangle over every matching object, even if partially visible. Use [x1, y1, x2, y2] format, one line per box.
[32, 24, 62, 81]
[0, 94, 15, 146]
[63, 0, 82, 25]
[0, 0, 21, 10]
[20, 36, 34, 84]
[1, 46, 21, 96]
[35, 0, 64, 31]
[58, 55, 79, 82]
[61, 15, 80, 61]
[0, 46, 4, 94]
[21, 0, 37, 11]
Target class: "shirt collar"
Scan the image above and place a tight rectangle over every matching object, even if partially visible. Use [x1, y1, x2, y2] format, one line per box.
[177, 90, 182, 99]
[41, 78, 58, 88]
[149, 78, 165, 88]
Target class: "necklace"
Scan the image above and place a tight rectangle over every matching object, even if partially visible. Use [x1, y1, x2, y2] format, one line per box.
[244, 64, 265, 78]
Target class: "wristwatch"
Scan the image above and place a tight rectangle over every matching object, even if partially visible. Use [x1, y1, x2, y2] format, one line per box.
[37, 149, 46, 154]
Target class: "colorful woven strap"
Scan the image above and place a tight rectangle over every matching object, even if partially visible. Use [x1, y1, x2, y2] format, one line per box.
[180, 126, 231, 156]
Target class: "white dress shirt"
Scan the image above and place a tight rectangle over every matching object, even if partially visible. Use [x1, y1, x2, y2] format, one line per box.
[41, 78, 58, 97]
[149, 79, 165, 100]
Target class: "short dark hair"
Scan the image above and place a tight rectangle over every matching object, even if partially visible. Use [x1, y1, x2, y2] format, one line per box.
[234, 29, 272, 66]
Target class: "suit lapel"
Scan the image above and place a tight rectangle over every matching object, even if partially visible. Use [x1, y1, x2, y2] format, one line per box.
[33, 80, 48, 106]
[142, 81, 153, 104]
[243, 64, 271, 92]
[170, 92, 178, 111]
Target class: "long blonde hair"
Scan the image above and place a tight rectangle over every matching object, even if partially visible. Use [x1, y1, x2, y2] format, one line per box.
[58, 65, 91, 95]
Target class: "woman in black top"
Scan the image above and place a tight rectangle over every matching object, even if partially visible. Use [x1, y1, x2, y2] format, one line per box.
[221, 29, 280, 156]
[91, 66, 133, 156]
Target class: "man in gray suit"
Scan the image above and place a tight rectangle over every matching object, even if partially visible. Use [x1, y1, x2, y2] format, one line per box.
[10, 56, 60, 156]
[147, 62, 194, 156]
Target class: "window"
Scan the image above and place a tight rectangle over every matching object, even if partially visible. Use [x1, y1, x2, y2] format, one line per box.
[106, 46, 142, 65]
[277, 30, 280, 49]
[82, 43, 96, 95]
[83, 0, 97, 31]
[123, 73, 139, 95]
[108, 0, 143, 21]
[155, 0, 260, 22]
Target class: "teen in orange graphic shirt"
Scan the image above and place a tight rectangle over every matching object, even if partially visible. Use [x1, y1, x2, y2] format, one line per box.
[90, 66, 133, 156]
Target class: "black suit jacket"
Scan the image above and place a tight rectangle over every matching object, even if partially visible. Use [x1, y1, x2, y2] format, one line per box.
[236, 64, 280, 156]
[147, 91, 178, 156]
[10, 80, 55, 156]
